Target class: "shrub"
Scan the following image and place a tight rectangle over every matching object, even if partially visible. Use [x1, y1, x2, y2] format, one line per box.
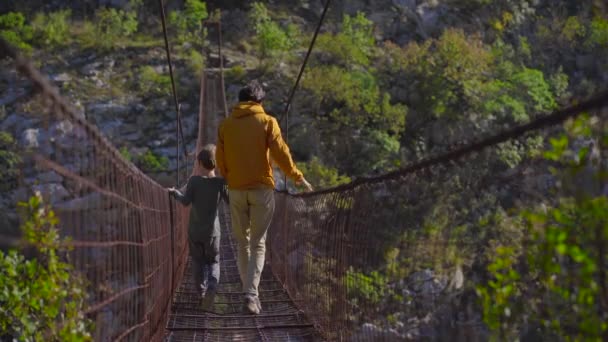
[0, 194, 92, 340]
[249, 2, 298, 65]
[588, 16, 608, 47]
[0, 131, 21, 192]
[138, 66, 171, 97]
[187, 49, 205, 75]
[137, 150, 169, 173]
[225, 65, 246, 81]
[346, 268, 391, 307]
[119, 146, 132, 162]
[478, 116, 608, 340]
[168, 0, 208, 46]
[31, 10, 72, 48]
[317, 12, 375, 66]
[297, 157, 351, 189]
[0, 12, 33, 53]
[79, 3, 138, 51]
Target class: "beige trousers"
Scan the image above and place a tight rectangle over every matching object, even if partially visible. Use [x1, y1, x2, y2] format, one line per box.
[228, 188, 275, 297]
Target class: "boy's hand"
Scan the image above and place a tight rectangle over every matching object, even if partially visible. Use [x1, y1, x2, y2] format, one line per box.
[297, 178, 313, 192]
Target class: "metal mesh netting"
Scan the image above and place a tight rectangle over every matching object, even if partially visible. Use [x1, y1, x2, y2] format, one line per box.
[268, 101, 608, 341]
[1, 40, 190, 340]
[165, 203, 321, 341]
[3, 32, 608, 342]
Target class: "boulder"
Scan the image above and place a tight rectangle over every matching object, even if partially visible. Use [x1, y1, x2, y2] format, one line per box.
[87, 103, 130, 118]
[21, 128, 41, 148]
[38, 171, 64, 184]
[351, 323, 403, 341]
[50, 72, 72, 83]
[32, 183, 70, 204]
[55, 192, 103, 212]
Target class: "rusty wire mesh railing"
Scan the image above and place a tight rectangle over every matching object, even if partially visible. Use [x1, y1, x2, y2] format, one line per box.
[269, 93, 608, 341]
[0, 39, 191, 340]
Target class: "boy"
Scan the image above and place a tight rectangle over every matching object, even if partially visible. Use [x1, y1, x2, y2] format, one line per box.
[168, 144, 228, 309]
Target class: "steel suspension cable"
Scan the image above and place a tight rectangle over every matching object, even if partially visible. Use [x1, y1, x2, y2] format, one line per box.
[279, 0, 331, 128]
[279, 0, 331, 189]
[158, 0, 188, 185]
[292, 90, 608, 197]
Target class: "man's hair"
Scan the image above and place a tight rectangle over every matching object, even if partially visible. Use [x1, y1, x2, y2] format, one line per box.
[197, 144, 216, 170]
[238, 80, 265, 103]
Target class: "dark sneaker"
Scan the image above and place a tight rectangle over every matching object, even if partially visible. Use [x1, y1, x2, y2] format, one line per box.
[244, 296, 260, 315]
[201, 287, 217, 311]
[199, 284, 207, 299]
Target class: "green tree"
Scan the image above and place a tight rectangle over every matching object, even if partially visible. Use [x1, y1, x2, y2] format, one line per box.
[478, 116, 608, 340]
[31, 10, 72, 48]
[249, 2, 298, 65]
[79, 2, 139, 51]
[0, 194, 92, 340]
[0, 131, 21, 192]
[297, 157, 351, 189]
[137, 150, 169, 173]
[0, 12, 33, 53]
[302, 65, 406, 175]
[168, 0, 208, 46]
[316, 12, 375, 66]
[138, 65, 171, 97]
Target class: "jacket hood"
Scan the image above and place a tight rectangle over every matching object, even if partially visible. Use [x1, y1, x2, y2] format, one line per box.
[232, 101, 265, 118]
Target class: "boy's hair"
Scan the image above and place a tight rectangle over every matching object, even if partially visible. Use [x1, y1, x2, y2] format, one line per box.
[198, 144, 216, 170]
[238, 80, 265, 103]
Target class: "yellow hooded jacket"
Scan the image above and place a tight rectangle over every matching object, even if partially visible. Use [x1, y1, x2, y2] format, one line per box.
[216, 101, 303, 190]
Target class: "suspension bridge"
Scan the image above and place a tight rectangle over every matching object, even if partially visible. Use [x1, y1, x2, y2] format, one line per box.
[1, 5, 608, 342]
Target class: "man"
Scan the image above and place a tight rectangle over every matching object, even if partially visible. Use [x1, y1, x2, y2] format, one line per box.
[216, 80, 312, 315]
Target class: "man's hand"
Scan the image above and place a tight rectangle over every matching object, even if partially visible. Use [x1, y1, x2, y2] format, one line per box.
[296, 178, 314, 192]
[167, 187, 177, 195]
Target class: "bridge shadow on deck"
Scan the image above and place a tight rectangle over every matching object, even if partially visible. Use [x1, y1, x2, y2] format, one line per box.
[164, 205, 322, 341]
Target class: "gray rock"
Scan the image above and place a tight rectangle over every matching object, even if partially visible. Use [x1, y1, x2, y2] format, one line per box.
[50, 72, 71, 82]
[51, 120, 73, 136]
[2, 113, 32, 133]
[32, 183, 70, 204]
[98, 119, 124, 139]
[409, 269, 448, 296]
[392, 0, 416, 10]
[351, 323, 403, 341]
[123, 132, 142, 142]
[11, 187, 28, 204]
[152, 65, 167, 74]
[448, 265, 464, 290]
[0, 87, 28, 106]
[87, 103, 130, 117]
[38, 171, 63, 184]
[21, 128, 41, 148]
[55, 192, 103, 211]
[155, 147, 178, 158]
[419, 277, 447, 296]
[81, 62, 102, 76]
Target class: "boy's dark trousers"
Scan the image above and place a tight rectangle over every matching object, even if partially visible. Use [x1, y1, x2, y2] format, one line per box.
[189, 236, 220, 294]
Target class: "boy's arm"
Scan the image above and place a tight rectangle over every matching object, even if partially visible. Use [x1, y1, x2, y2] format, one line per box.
[170, 177, 193, 205]
[267, 118, 304, 182]
[216, 123, 228, 178]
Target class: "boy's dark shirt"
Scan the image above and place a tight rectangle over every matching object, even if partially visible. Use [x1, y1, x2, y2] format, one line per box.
[173, 176, 228, 241]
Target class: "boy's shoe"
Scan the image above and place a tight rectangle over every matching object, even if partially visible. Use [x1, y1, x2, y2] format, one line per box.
[199, 284, 207, 299]
[244, 295, 260, 315]
[201, 286, 217, 311]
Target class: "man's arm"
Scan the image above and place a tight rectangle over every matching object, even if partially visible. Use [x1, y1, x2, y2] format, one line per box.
[216, 123, 228, 178]
[267, 118, 304, 182]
